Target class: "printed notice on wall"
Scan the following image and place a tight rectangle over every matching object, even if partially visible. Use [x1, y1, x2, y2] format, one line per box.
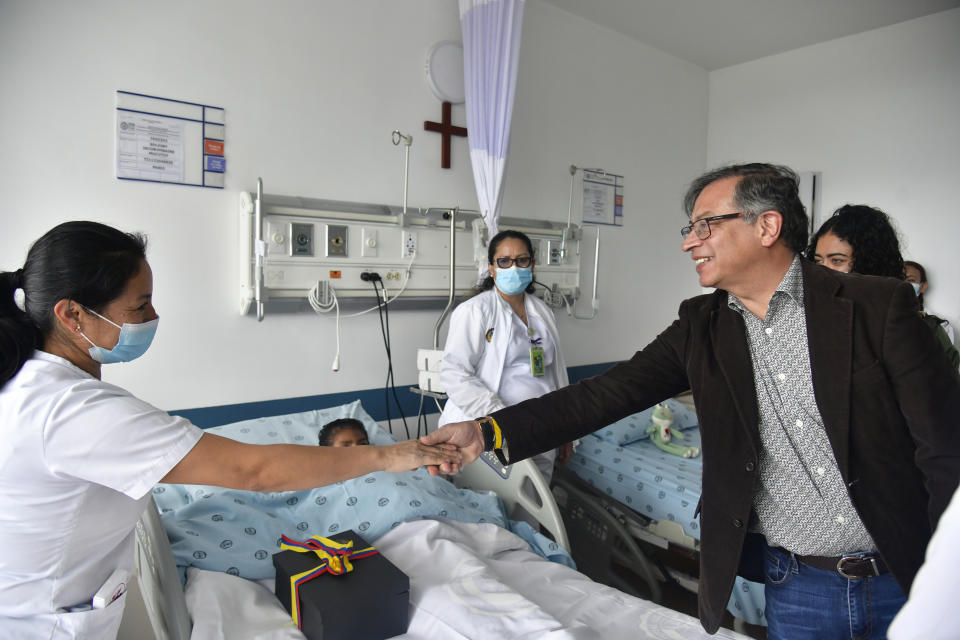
[581, 170, 623, 226]
[116, 91, 225, 188]
[117, 113, 185, 183]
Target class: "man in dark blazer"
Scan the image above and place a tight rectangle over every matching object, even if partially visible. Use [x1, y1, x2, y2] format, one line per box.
[424, 163, 960, 637]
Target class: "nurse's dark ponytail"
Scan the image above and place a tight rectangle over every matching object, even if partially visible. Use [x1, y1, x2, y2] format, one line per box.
[0, 268, 36, 386]
[0, 221, 147, 387]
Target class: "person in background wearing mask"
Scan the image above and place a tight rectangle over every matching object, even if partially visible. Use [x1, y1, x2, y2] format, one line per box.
[0, 221, 460, 639]
[438, 229, 574, 485]
[905, 260, 955, 345]
[808, 205, 958, 371]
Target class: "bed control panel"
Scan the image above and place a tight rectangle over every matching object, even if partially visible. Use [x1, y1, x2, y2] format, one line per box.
[478, 451, 511, 479]
[567, 504, 610, 542]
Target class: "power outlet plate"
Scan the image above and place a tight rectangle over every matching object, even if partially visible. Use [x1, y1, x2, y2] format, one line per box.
[545, 239, 563, 265]
[401, 230, 417, 258]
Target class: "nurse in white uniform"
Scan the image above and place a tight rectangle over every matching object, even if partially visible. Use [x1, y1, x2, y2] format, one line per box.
[439, 230, 573, 484]
[0, 221, 459, 639]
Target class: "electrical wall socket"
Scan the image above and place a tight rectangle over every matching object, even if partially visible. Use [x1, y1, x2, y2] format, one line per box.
[401, 230, 417, 258]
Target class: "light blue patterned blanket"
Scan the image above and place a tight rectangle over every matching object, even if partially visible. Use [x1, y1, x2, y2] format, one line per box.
[154, 401, 571, 580]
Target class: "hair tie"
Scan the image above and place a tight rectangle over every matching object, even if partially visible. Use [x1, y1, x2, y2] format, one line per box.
[12, 268, 24, 290]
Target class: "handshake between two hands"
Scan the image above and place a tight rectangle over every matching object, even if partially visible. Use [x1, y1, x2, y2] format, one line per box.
[411, 420, 485, 476]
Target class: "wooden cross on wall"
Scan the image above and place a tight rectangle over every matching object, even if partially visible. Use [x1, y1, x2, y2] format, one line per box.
[424, 101, 467, 169]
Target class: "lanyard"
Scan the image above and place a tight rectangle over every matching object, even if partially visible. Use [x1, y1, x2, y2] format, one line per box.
[528, 326, 545, 377]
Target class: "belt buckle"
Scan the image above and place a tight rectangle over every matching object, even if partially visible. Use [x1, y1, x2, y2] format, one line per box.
[836, 555, 879, 579]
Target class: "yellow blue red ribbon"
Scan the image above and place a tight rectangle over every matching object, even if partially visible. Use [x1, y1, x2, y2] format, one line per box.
[279, 534, 379, 629]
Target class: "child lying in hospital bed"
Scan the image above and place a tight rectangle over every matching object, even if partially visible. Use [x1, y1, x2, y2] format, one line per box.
[154, 402, 568, 580]
[141, 401, 750, 639]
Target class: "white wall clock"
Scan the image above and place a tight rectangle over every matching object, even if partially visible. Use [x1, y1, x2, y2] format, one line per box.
[425, 41, 465, 104]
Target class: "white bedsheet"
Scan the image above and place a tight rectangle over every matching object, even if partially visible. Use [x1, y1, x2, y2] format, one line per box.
[184, 518, 747, 640]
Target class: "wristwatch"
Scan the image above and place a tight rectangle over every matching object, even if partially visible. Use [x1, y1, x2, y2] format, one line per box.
[475, 416, 510, 466]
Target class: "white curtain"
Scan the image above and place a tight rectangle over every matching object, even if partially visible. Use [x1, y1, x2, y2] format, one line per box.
[460, 0, 525, 279]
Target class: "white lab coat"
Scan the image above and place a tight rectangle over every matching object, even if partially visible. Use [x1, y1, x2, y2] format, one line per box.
[439, 289, 569, 479]
[0, 351, 203, 638]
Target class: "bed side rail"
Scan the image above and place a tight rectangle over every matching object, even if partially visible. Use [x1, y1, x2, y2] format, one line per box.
[453, 457, 570, 551]
[133, 497, 192, 640]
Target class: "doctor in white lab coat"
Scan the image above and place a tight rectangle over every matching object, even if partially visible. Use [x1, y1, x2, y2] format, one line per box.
[0, 221, 459, 639]
[439, 230, 573, 483]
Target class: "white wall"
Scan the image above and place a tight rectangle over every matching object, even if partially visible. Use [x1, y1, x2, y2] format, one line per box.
[0, 0, 707, 411]
[707, 8, 960, 329]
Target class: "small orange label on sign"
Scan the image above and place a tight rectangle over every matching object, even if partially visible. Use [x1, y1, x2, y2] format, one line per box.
[329, 270, 342, 279]
[204, 139, 224, 155]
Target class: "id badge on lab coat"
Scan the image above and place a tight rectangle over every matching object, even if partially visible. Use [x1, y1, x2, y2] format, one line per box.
[529, 345, 545, 377]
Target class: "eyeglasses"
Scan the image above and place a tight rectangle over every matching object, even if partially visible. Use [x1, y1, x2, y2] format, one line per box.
[680, 212, 745, 240]
[494, 255, 533, 269]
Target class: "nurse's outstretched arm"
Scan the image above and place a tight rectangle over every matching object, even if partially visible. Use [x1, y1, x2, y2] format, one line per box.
[161, 433, 461, 492]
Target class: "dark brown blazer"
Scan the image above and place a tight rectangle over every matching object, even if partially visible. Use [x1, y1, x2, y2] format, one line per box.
[493, 258, 960, 634]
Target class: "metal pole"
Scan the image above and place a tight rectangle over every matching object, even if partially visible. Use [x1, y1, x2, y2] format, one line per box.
[254, 177, 264, 322]
[403, 142, 410, 216]
[433, 207, 457, 349]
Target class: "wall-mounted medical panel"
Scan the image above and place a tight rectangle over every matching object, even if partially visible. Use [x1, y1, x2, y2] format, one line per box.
[239, 180, 586, 319]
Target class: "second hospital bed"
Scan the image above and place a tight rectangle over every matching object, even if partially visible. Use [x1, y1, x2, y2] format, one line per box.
[129, 400, 752, 639]
[556, 397, 768, 627]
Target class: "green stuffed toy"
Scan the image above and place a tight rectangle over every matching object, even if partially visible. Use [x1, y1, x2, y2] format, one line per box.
[646, 403, 700, 458]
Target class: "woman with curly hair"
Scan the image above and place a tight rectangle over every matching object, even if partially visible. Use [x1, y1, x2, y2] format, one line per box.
[808, 205, 958, 370]
[807, 204, 905, 278]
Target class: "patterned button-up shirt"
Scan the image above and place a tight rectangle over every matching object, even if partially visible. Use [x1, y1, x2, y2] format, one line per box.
[727, 256, 876, 555]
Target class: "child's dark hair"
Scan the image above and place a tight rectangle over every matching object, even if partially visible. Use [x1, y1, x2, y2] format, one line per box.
[318, 418, 368, 446]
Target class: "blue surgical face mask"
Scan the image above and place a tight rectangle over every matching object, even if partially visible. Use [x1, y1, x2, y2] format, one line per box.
[79, 306, 159, 364]
[495, 266, 533, 296]
[910, 282, 921, 297]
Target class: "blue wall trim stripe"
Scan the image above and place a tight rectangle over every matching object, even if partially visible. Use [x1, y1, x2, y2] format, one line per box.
[170, 361, 620, 429]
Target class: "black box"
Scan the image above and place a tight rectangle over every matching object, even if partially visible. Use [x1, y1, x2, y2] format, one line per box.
[273, 530, 409, 640]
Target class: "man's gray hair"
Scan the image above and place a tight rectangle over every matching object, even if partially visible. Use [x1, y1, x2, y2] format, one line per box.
[682, 163, 809, 254]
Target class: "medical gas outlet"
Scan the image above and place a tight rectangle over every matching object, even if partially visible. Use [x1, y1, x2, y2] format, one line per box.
[361, 227, 378, 258]
[325, 224, 347, 257]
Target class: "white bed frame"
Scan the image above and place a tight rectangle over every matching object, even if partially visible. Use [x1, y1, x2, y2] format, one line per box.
[452, 457, 570, 550]
[125, 457, 569, 639]
[128, 496, 192, 640]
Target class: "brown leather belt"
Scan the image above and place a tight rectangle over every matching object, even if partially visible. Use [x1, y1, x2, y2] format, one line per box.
[779, 548, 888, 579]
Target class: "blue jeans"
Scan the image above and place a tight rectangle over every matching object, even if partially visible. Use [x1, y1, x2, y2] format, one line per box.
[764, 545, 906, 640]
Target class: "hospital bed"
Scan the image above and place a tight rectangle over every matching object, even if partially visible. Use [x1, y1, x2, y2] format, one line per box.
[556, 397, 767, 628]
[126, 400, 751, 639]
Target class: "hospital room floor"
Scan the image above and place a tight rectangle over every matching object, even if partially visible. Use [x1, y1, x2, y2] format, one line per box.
[617, 552, 768, 639]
